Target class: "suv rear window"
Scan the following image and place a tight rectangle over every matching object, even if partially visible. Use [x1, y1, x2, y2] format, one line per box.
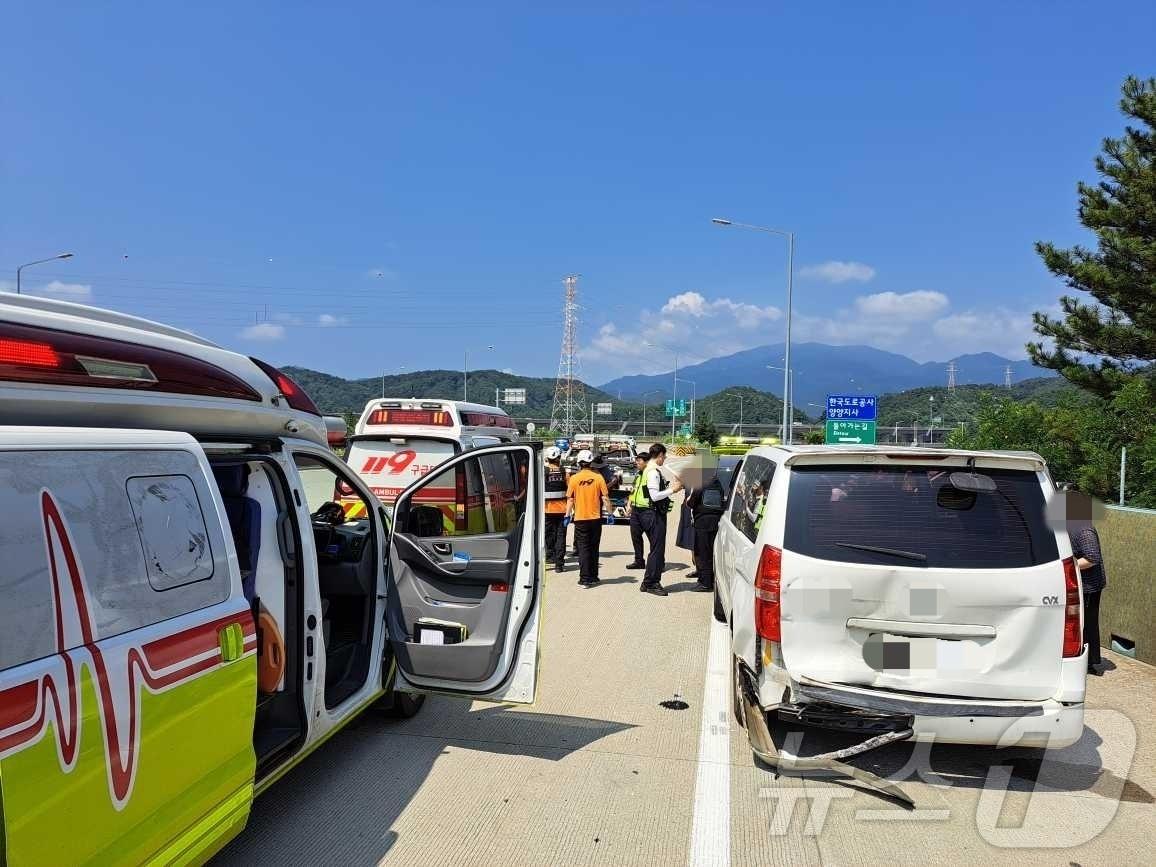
[784, 464, 1059, 569]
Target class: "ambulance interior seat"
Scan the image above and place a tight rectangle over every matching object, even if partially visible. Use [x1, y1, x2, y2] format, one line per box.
[212, 464, 261, 600]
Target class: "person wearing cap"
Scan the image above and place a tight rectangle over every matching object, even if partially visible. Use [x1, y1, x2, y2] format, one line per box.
[624, 450, 651, 569]
[638, 443, 682, 596]
[565, 449, 613, 586]
[542, 446, 569, 572]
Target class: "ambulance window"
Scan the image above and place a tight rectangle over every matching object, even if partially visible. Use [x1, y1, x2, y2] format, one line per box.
[403, 451, 528, 536]
[127, 475, 216, 591]
[294, 455, 373, 521]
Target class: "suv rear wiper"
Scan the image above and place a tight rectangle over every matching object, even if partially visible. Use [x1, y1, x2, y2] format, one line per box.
[835, 542, 927, 563]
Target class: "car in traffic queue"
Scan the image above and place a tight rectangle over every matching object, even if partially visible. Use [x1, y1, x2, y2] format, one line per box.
[713, 444, 1087, 770]
[0, 294, 547, 865]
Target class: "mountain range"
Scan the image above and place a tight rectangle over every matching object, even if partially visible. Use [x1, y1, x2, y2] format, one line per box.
[598, 342, 1053, 408]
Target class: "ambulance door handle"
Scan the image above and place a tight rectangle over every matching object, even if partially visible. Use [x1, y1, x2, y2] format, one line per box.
[431, 542, 452, 556]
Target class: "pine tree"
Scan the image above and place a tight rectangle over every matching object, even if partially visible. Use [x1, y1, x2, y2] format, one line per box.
[1030, 76, 1156, 400]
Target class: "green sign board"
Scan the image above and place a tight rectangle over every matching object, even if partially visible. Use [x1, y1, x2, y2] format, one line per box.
[825, 420, 877, 445]
[665, 399, 688, 418]
[678, 422, 692, 437]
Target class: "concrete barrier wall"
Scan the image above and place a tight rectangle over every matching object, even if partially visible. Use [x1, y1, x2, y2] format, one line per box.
[1097, 505, 1156, 665]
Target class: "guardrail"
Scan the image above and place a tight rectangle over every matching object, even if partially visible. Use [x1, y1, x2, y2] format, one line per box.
[1098, 504, 1156, 665]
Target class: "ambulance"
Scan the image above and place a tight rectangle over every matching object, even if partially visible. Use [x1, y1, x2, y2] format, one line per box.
[0, 294, 546, 865]
[342, 398, 519, 518]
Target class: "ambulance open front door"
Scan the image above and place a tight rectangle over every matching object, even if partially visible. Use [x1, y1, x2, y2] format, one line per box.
[384, 443, 543, 703]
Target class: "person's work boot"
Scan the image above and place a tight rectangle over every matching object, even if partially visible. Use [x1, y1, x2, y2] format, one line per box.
[554, 563, 565, 572]
[641, 584, 669, 597]
[625, 562, 645, 569]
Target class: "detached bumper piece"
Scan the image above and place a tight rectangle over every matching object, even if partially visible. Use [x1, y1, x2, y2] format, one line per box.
[738, 668, 916, 807]
[777, 702, 912, 735]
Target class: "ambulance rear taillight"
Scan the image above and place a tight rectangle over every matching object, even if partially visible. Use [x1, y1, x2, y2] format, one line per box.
[366, 408, 453, 427]
[0, 321, 261, 401]
[250, 358, 321, 416]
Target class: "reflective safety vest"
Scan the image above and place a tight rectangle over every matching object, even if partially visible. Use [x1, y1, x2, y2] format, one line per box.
[629, 471, 649, 508]
[544, 465, 568, 500]
[754, 497, 765, 531]
[632, 464, 669, 511]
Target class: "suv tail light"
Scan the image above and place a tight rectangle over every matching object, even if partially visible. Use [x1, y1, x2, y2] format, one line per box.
[250, 358, 321, 416]
[0, 322, 260, 401]
[1062, 556, 1082, 658]
[754, 545, 782, 643]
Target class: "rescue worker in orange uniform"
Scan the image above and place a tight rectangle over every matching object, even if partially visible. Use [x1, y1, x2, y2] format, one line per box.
[565, 449, 613, 586]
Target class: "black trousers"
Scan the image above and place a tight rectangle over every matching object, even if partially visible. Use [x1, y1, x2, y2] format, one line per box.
[1084, 590, 1102, 668]
[628, 509, 646, 565]
[573, 519, 603, 581]
[544, 513, 566, 567]
[639, 507, 667, 586]
[693, 526, 717, 589]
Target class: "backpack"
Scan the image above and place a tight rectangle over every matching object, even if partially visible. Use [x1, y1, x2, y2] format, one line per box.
[696, 481, 725, 515]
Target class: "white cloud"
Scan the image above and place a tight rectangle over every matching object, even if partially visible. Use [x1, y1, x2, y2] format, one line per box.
[854, 290, 948, 320]
[317, 313, 347, 327]
[240, 323, 286, 341]
[799, 261, 876, 283]
[931, 308, 1037, 359]
[582, 285, 1044, 381]
[501, 367, 514, 375]
[661, 291, 781, 326]
[27, 280, 94, 302]
[583, 291, 783, 372]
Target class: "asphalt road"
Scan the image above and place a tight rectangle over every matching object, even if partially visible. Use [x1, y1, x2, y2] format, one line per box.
[217, 514, 1156, 866]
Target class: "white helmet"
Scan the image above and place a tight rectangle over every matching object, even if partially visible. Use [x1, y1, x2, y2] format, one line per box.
[544, 446, 561, 461]
[576, 449, 595, 465]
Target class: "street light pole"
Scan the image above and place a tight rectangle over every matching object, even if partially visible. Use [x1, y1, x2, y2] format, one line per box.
[725, 391, 744, 437]
[766, 365, 796, 442]
[15, 252, 74, 295]
[929, 396, 936, 442]
[643, 341, 679, 442]
[641, 389, 662, 438]
[463, 345, 494, 402]
[713, 218, 796, 443]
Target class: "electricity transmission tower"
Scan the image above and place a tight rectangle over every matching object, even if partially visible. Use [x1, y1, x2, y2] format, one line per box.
[946, 361, 957, 392]
[549, 275, 587, 435]
[1003, 365, 1013, 388]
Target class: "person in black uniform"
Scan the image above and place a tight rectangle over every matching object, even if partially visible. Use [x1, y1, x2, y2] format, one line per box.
[542, 446, 569, 571]
[686, 474, 726, 592]
[625, 451, 650, 569]
[638, 443, 682, 596]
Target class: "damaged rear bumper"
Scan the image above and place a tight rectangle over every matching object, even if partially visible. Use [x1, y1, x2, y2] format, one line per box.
[782, 677, 1084, 749]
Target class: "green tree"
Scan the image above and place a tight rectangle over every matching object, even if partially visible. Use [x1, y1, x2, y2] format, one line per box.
[693, 417, 721, 446]
[1030, 76, 1156, 401]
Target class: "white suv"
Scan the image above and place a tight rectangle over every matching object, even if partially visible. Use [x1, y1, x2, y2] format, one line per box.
[714, 446, 1086, 759]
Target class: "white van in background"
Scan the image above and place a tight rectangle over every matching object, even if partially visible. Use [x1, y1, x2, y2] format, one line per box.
[344, 398, 519, 515]
[714, 445, 1086, 767]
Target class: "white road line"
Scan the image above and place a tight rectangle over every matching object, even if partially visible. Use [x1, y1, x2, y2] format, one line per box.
[689, 619, 731, 867]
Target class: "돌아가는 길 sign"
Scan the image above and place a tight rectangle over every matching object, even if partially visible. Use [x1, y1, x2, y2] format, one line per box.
[824, 420, 877, 445]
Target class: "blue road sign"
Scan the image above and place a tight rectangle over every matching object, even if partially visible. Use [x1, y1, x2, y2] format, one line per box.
[826, 394, 878, 421]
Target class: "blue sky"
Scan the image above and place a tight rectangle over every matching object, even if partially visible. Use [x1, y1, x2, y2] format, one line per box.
[3, 2, 1153, 385]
